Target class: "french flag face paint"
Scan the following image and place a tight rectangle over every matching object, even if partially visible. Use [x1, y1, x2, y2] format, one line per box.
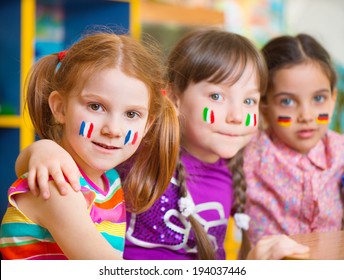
[203, 107, 215, 124]
[124, 130, 138, 145]
[245, 113, 257, 127]
[277, 116, 291, 127]
[79, 121, 94, 138]
[316, 113, 329, 124]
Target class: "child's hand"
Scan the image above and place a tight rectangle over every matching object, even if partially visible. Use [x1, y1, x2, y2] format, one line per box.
[247, 234, 310, 260]
[16, 139, 81, 199]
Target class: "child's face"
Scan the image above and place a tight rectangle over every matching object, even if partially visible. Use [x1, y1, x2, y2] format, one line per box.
[265, 62, 336, 154]
[176, 64, 260, 163]
[55, 67, 149, 179]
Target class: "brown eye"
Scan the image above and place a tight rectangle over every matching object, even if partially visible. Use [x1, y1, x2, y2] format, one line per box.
[89, 103, 102, 111]
[126, 111, 139, 119]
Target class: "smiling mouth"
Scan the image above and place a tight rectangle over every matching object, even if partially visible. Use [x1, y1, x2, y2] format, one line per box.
[93, 142, 119, 150]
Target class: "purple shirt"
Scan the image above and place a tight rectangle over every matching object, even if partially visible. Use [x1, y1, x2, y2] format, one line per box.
[124, 150, 233, 260]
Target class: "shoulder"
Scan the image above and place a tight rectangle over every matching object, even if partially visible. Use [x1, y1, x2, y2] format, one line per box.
[8, 174, 30, 196]
[323, 130, 344, 160]
[324, 130, 344, 150]
[244, 130, 270, 158]
[326, 129, 344, 141]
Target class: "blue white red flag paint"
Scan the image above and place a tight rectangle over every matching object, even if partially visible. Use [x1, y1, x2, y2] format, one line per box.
[79, 121, 94, 138]
[124, 130, 138, 145]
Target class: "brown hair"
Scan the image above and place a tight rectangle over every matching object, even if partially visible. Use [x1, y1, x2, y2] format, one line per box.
[26, 32, 180, 213]
[262, 33, 337, 100]
[167, 28, 267, 259]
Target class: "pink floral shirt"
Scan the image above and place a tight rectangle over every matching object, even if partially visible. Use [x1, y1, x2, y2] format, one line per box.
[244, 130, 344, 245]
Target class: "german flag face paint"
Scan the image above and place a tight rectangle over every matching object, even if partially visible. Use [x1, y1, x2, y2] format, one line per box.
[124, 130, 138, 145]
[79, 121, 94, 138]
[316, 113, 329, 124]
[245, 113, 257, 127]
[203, 107, 215, 124]
[277, 116, 291, 127]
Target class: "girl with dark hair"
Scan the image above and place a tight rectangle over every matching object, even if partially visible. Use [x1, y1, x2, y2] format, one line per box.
[241, 34, 344, 249]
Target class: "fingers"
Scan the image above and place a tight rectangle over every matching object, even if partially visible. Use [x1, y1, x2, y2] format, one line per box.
[27, 169, 39, 197]
[35, 166, 51, 199]
[26, 162, 80, 199]
[62, 165, 81, 192]
[271, 235, 309, 260]
[252, 234, 310, 260]
[50, 167, 70, 195]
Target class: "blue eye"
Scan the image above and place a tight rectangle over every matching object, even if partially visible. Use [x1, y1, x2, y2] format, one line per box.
[314, 95, 325, 103]
[244, 98, 256, 106]
[210, 93, 223, 101]
[281, 98, 294, 106]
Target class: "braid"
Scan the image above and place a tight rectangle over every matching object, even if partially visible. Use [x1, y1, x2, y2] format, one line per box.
[176, 156, 216, 260]
[229, 148, 252, 259]
[229, 149, 247, 215]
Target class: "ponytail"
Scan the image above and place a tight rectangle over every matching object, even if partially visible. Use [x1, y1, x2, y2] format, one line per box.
[26, 54, 62, 142]
[124, 96, 180, 213]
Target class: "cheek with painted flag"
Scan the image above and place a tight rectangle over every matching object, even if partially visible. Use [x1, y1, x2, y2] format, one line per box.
[79, 121, 94, 138]
[277, 116, 291, 127]
[124, 130, 138, 145]
[245, 113, 257, 127]
[316, 113, 329, 124]
[203, 107, 215, 124]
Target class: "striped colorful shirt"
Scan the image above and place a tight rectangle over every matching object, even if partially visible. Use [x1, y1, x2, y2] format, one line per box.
[244, 130, 344, 245]
[0, 168, 126, 260]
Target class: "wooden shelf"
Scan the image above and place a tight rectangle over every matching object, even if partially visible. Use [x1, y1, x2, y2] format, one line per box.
[140, 1, 224, 26]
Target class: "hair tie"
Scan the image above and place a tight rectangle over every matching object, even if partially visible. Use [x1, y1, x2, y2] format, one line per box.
[234, 213, 250, 231]
[161, 89, 167, 96]
[57, 50, 67, 62]
[178, 196, 195, 218]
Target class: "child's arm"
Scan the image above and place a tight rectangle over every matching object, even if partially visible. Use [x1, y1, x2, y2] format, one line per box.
[246, 234, 309, 260]
[15, 139, 81, 199]
[15, 181, 122, 259]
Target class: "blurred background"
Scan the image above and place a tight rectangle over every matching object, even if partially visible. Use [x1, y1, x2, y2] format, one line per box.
[1, 0, 343, 259]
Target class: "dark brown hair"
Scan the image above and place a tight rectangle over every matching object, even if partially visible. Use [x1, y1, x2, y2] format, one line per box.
[262, 33, 337, 100]
[167, 28, 267, 259]
[26, 32, 180, 213]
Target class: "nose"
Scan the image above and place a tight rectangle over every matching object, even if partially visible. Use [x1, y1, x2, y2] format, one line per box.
[100, 115, 122, 138]
[297, 103, 314, 123]
[225, 105, 243, 125]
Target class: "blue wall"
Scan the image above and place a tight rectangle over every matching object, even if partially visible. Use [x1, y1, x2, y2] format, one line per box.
[0, 1, 21, 222]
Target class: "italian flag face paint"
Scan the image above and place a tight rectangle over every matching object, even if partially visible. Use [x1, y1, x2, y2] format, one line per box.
[79, 121, 94, 138]
[277, 116, 291, 127]
[124, 130, 138, 145]
[316, 113, 329, 124]
[203, 107, 214, 124]
[245, 113, 257, 127]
